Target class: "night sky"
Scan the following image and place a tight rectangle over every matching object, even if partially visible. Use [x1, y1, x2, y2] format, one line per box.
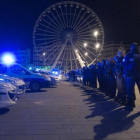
[0, 0, 140, 51]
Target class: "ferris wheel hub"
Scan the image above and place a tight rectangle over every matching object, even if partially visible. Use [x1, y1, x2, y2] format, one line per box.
[60, 28, 77, 44]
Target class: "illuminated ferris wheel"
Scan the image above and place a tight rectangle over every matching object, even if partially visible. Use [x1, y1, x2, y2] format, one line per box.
[33, 1, 104, 70]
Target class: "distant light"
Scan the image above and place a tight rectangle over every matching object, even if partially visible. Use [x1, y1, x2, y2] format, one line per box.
[52, 71, 58, 75]
[75, 50, 78, 52]
[85, 52, 88, 56]
[95, 43, 100, 49]
[29, 67, 32, 70]
[1, 53, 15, 64]
[94, 31, 98, 37]
[43, 53, 46, 56]
[84, 43, 88, 47]
[55, 71, 58, 75]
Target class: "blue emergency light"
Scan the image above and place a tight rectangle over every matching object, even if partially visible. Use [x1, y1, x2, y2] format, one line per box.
[1, 53, 15, 64]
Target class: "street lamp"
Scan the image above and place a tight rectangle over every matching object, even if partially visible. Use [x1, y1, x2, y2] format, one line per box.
[94, 31, 98, 38]
[85, 52, 88, 56]
[43, 52, 46, 56]
[95, 43, 100, 62]
[95, 43, 100, 49]
[84, 42, 88, 47]
[43, 52, 46, 66]
[94, 31, 98, 43]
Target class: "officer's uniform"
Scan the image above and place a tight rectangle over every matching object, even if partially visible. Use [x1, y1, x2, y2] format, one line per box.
[97, 62, 103, 91]
[114, 56, 126, 103]
[123, 47, 140, 110]
[92, 65, 97, 88]
[83, 67, 88, 85]
[107, 61, 116, 98]
[101, 60, 106, 93]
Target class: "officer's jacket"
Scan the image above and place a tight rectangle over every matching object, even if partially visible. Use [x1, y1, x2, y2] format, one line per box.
[97, 66, 103, 78]
[123, 49, 140, 75]
[114, 57, 123, 76]
[107, 62, 115, 76]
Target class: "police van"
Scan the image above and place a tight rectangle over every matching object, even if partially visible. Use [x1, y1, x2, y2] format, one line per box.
[0, 63, 52, 92]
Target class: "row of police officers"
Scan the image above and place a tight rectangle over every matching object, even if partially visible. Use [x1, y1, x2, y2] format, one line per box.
[80, 43, 140, 111]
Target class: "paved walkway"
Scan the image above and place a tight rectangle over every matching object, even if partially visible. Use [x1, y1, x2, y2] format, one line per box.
[0, 80, 140, 140]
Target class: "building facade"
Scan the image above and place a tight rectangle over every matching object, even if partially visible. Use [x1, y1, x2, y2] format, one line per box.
[12, 48, 31, 67]
[99, 43, 131, 61]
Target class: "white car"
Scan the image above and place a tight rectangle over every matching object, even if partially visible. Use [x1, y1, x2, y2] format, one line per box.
[0, 81, 17, 108]
[0, 74, 26, 95]
[40, 70, 60, 84]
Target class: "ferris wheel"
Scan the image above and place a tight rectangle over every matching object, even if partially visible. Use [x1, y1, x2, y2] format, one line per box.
[33, 1, 104, 70]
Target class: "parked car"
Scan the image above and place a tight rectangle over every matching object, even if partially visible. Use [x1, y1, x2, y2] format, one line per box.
[0, 74, 26, 95]
[0, 81, 17, 108]
[31, 70, 58, 86]
[0, 63, 52, 92]
[39, 70, 60, 84]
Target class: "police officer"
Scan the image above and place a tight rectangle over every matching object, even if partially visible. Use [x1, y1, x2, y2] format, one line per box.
[107, 57, 116, 98]
[102, 59, 106, 93]
[104, 59, 109, 96]
[114, 50, 126, 104]
[83, 66, 88, 85]
[123, 43, 140, 111]
[92, 64, 97, 88]
[88, 65, 93, 87]
[97, 61, 103, 91]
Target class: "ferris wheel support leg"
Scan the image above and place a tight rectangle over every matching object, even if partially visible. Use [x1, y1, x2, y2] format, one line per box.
[70, 40, 85, 68]
[51, 40, 68, 70]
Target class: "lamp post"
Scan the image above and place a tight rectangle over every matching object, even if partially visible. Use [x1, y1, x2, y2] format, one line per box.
[94, 31, 99, 63]
[94, 31, 98, 42]
[95, 43, 100, 62]
[43, 52, 46, 66]
[84, 42, 88, 48]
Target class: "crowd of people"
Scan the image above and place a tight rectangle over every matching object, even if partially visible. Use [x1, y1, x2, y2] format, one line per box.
[67, 43, 140, 111]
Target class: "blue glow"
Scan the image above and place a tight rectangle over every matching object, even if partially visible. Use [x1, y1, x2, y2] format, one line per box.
[52, 71, 59, 75]
[55, 72, 58, 75]
[1, 53, 15, 64]
[29, 67, 32, 70]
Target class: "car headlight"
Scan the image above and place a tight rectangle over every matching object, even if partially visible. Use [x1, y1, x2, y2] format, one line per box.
[15, 80, 25, 85]
[0, 83, 16, 89]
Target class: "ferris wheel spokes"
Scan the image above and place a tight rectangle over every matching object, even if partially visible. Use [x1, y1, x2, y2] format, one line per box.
[73, 9, 87, 30]
[50, 11, 64, 30]
[74, 13, 93, 32]
[51, 39, 68, 70]
[54, 8, 65, 29]
[44, 14, 63, 31]
[77, 22, 100, 34]
[41, 18, 61, 32]
[70, 39, 85, 68]
[74, 43, 89, 65]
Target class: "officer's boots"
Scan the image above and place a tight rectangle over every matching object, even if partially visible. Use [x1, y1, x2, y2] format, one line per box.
[125, 100, 134, 111]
